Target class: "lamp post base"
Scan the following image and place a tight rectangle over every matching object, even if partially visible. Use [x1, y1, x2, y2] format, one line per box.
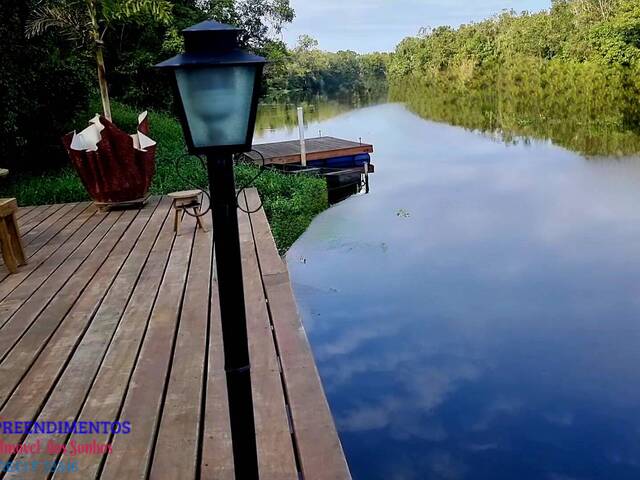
[206, 153, 259, 480]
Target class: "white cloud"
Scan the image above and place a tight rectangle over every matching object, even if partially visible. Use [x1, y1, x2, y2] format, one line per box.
[283, 0, 552, 52]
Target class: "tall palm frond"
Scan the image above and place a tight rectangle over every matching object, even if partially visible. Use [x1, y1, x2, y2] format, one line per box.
[25, 0, 173, 121]
[25, 1, 89, 42]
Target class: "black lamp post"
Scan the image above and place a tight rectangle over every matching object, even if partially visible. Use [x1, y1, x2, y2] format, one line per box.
[156, 20, 265, 479]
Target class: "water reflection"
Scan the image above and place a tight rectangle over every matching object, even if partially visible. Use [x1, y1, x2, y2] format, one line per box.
[256, 92, 386, 135]
[390, 79, 640, 157]
[280, 103, 640, 479]
[256, 99, 353, 134]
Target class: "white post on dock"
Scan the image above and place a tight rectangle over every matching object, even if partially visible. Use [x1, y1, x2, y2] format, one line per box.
[297, 106, 307, 167]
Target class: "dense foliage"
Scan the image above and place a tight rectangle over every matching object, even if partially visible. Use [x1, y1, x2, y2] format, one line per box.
[1, 0, 297, 171]
[0, 0, 93, 172]
[389, 0, 640, 155]
[26, 0, 174, 121]
[2, 0, 387, 173]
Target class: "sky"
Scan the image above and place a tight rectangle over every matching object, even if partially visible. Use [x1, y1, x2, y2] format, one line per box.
[281, 0, 552, 53]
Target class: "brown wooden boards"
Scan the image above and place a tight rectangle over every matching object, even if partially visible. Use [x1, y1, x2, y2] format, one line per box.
[150, 213, 211, 480]
[0, 202, 160, 452]
[0, 195, 349, 479]
[15, 205, 35, 220]
[18, 204, 64, 236]
[0, 203, 100, 299]
[19, 202, 79, 249]
[201, 239, 235, 480]
[243, 188, 351, 480]
[21, 202, 92, 254]
[238, 194, 299, 479]
[0, 209, 120, 329]
[99, 214, 196, 479]
[54, 201, 178, 480]
[3, 198, 170, 479]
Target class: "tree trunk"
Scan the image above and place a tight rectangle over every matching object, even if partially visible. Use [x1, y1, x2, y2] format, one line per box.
[96, 43, 112, 121]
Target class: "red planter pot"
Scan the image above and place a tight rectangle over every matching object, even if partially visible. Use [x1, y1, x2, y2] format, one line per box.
[62, 114, 156, 204]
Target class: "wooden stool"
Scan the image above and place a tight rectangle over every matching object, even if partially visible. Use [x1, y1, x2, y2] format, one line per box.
[168, 190, 205, 234]
[0, 198, 26, 274]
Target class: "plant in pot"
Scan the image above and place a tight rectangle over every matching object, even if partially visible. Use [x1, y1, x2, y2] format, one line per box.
[26, 0, 172, 207]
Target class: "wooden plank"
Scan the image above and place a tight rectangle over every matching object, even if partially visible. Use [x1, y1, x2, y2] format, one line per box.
[15, 205, 44, 222]
[243, 190, 287, 277]
[99, 215, 197, 480]
[0, 203, 157, 411]
[0, 204, 99, 300]
[18, 204, 64, 236]
[237, 194, 299, 479]
[53, 201, 178, 480]
[0, 204, 101, 305]
[0, 210, 120, 331]
[149, 213, 212, 480]
[15, 205, 35, 220]
[19, 202, 78, 248]
[0, 203, 92, 283]
[200, 244, 235, 480]
[243, 188, 351, 479]
[12, 204, 52, 229]
[3, 199, 171, 479]
[22, 202, 91, 253]
[263, 276, 351, 480]
[94, 194, 151, 212]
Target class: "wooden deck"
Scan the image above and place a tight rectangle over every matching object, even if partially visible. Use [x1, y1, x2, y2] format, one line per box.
[0, 190, 350, 479]
[244, 137, 373, 165]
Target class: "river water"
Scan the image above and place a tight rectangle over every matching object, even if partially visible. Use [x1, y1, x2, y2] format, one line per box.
[255, 102, 640, 480]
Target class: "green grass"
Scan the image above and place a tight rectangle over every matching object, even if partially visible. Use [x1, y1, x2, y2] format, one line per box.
[0, 100, 328, 253]
[236, 164, 328, 252]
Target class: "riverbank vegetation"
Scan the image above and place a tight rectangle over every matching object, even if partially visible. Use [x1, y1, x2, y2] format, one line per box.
[389, 0, 640, 155]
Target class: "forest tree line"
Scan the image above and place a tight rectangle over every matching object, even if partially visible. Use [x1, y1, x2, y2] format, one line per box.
[388, 0, 640, 155]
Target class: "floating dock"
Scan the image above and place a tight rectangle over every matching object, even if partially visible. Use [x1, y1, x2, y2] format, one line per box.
[244, 137, 375, 204]
[0, 190, 351, 479]
[244, 136, 374, 167]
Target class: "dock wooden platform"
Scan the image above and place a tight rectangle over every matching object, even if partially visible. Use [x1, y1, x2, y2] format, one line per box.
[244, 136, 373, 165]
[0, 190, 350, 479]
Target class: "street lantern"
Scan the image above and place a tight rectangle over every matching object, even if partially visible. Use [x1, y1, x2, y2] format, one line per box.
[156, 20, 265, 479]
[156, 20, 265, 154]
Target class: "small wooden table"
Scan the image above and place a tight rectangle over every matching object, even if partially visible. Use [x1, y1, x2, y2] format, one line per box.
[168, 190, 205, 234]
[0, 198, 26, 273]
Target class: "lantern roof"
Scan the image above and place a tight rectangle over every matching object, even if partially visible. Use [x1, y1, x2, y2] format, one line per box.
[183, 20, 240, 32]
[155, 19, 265, 69]
[155, 50, 265, 68]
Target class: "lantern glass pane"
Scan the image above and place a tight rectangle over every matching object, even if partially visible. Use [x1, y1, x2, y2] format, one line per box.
[175, 65, 257, 148]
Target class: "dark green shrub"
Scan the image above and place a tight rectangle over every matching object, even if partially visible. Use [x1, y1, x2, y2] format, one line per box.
[0, 0, 92, 173]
